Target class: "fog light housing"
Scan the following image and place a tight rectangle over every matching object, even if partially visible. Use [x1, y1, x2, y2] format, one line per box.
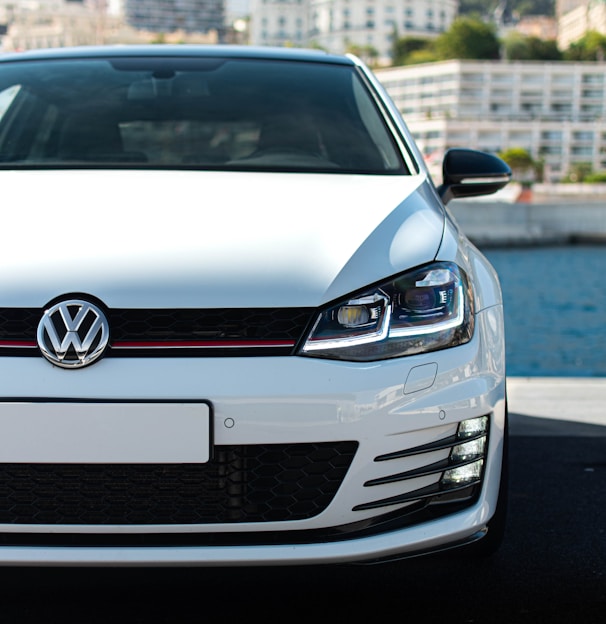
[439, 416, 489, 488]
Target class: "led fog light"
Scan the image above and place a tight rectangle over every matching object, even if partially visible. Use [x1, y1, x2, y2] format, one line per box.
[458, 416, 488, 438]
[451, 437, 486, 462]
[442, 459, 484, 485]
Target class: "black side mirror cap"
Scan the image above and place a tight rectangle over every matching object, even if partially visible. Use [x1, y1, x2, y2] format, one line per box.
[437, 148, 512, 205]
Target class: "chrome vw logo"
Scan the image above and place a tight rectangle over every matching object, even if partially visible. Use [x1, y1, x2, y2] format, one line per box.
[37, 299, 110, 368]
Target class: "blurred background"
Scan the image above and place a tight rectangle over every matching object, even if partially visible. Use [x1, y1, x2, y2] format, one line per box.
[1, 0, 605, 379]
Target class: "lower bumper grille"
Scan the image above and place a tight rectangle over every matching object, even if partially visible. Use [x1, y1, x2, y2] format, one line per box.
[0, 442, 357, 525]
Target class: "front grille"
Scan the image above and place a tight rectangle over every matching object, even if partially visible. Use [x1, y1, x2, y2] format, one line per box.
[0, 307, 315, 356]
[0, 442, 357, 525]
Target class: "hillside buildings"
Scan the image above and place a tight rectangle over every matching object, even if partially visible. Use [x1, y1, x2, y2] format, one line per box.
[123, 0, 224, 36]
[249, 0, 458, 64]
[0, 0, 225, 51]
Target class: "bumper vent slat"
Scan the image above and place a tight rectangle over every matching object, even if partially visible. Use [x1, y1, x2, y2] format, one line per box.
[353, 481, 477, 511]
[374, 431, 485, 462]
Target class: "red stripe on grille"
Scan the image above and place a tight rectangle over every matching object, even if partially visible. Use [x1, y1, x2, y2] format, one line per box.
[0, 340, 37, 348]
[111, 340, 295, 349]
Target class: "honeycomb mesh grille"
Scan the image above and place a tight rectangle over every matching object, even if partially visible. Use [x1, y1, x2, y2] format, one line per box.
[108, 308, 313, 343]
[0, 442, 358, 525]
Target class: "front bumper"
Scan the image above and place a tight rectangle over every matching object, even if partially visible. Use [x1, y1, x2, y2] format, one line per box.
[0, 307, 506, 566]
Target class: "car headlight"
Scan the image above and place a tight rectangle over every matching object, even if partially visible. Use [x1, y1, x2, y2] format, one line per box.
[299, 262, 474, 361]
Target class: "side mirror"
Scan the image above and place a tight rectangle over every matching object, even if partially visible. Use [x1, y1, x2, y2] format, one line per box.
[437, 148, 512, 205]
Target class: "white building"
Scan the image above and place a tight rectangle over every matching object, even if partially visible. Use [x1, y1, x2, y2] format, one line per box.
[248, 0, 308, 48]
[375, 59, 606, 182]
[123, 0, 225, 35]
[556, 0, 586, 18]
[249, 0, 458, 64]
[557, 0, 606, 50]
[0, 0, 113, 50]
[0, 0, 222, 51]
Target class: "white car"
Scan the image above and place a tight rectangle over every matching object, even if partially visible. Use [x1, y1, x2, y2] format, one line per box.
[0, 45, 510, 566]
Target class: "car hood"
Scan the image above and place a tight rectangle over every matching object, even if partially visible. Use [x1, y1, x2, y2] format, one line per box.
[3, 170, 445, 308]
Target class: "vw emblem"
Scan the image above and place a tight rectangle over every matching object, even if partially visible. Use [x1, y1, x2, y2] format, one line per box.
[37, 299, 110, 369]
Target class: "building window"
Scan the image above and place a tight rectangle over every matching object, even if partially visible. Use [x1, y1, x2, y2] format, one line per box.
[541, 131, 563, 141]
[582, 89, 602, 98]
[582, 74, 604, 84]
[551, 103, 572, 114]
[551, 74, 574, 85]
[573, 131, 594, 141]
[539, 145, 562, 155]
[581, 105, 602, 116]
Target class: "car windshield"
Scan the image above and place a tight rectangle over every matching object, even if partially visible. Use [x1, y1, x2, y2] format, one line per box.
[0, 55, 409, 174]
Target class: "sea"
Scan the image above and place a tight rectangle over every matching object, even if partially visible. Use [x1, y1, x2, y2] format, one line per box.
[481, 244, 606, 378]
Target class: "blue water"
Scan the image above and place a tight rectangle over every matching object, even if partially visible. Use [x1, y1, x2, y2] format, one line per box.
[482, 245, 606, 377]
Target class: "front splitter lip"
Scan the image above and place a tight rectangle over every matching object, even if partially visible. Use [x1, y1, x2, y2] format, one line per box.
[0, 506, 489, 567]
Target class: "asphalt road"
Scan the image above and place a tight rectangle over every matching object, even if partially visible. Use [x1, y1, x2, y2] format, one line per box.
[0, 389, 604, 624]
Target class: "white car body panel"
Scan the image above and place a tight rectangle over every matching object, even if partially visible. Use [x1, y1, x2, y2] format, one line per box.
[2, 170, 437, 309]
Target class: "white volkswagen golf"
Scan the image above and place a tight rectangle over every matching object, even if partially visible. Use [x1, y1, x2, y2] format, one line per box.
[0, 45, 510, 566]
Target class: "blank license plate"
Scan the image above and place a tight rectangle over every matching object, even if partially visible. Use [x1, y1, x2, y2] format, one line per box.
[0, 401, 211, 464]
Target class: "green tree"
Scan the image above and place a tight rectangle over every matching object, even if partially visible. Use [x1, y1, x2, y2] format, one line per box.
[434, 17, 501, 60]
[498, 147, 538, 182]
[392, 37, 433, 66]
[564, 31, 606, 61]
[563, 162, 593, 183]
[503, 32, 562, 60]
[584, 172, 606, 183]
[406, 48, 440, 65]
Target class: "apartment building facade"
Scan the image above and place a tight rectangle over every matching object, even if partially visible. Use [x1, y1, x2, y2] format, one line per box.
[123, 0, 225, 36]
[375, 59, 606, 183]
[0, 0, 225, 51]
[249, 0, 458, 64]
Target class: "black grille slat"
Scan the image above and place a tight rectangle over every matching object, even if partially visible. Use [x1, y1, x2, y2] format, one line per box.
[0, 443, 357, 525]
[109, 308, 313, 342]
[0, 309, 41, 340]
